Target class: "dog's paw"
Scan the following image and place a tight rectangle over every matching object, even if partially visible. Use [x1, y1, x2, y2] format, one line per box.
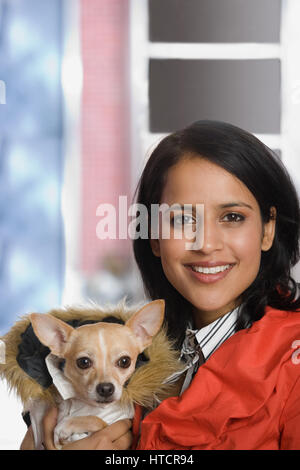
[54, 420, 74, 449]
[54, 415, 107, 448]
[54, 419, 90, 449]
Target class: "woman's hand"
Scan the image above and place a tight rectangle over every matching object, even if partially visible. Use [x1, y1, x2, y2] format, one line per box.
[20, 426, 35, 450]
[43, 407, 133, 450]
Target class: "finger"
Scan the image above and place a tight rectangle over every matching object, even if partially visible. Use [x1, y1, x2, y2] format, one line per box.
[42, 406, 58, 450]
[61, 434, 95, 451]
[61, 420, 133, 451]
[93, 418, 132, 442]
[20, 426, 35, 450]
[112, 430, 133, 450]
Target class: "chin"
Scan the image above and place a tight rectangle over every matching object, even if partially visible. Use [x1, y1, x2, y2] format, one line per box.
[192, 297, 238, 316]
[94, 401, 111, 406]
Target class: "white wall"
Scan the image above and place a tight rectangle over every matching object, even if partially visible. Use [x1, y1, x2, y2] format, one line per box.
[0, 379, 26, 450]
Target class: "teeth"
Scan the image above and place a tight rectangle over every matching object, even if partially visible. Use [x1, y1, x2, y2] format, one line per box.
[191, 264, 231, 274]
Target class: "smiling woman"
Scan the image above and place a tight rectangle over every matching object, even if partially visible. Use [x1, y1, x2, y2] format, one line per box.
[134, 120, 300, 344]
[130, 120, 300, 450]
[149, 158, 277, 328]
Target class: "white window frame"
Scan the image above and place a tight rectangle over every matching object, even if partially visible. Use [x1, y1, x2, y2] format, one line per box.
[61, 0, 84, 304]
[130, 0, 300, 281]
[129, 0, 300, 187]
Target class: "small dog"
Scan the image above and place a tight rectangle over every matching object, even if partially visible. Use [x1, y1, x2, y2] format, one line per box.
[30, 299, 165, 449]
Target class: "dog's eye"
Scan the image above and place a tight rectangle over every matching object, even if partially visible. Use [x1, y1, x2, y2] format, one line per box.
[76, 357, 92, 369]
[117, 356, 131, 369]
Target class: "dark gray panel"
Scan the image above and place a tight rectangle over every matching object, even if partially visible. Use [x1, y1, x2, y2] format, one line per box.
[149, 0, 282, 43]
[149, 59, 281, 134]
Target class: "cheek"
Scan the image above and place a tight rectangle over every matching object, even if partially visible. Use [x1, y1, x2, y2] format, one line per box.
[225, 225, 264, 290]
[65, 365, 97, 389]
[159, 237, 186, 262]
[229, 224, 263, 264]
[112, 364, 136, 385]
[159, 239, 186, 278]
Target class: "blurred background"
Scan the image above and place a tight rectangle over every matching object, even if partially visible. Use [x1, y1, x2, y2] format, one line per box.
[0, 0, 300, 448]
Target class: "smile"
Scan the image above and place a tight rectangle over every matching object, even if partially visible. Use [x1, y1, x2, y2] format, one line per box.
[186, 263, 235, 284]
[191, 264, 231, 274]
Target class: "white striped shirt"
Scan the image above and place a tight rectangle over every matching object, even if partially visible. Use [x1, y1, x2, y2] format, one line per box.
[194, 306, 240, 360]
[179, 305, 243, 393]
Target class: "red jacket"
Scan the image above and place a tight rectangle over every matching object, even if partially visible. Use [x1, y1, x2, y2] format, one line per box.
[133, 306, 300, 450]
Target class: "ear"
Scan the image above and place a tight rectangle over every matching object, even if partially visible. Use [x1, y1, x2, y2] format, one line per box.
[126, 299, 165, 351]
[30, 313, 74, 357]
[261, 206, 276, 252]
[150, 239, 161, 257]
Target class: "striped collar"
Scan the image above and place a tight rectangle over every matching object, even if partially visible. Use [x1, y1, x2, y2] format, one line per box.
[179, 306, 243, 393]
[193, 306, 241, 360]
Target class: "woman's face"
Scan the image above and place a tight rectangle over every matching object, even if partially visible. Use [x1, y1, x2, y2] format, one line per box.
[150, 157, 276, 328]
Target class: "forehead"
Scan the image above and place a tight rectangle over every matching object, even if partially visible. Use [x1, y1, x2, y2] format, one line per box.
[69, 323, 137, 354]
[161, 158, 258, 209]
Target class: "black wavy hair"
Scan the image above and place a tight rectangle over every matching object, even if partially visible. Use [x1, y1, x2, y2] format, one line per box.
[133, 120, 300, 347]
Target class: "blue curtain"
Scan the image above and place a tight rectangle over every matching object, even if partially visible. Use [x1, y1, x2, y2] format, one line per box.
[0, 0, 65, 332]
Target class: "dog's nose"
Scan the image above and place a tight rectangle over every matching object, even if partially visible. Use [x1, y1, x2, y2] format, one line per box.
[96, 382, 115, 398]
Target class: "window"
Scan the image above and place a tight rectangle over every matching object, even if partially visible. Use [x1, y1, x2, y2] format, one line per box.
[130, 0, 300, 279]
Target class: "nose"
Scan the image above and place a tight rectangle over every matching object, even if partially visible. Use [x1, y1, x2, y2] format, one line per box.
[196, 216, 224, 253]
[96, 382, 115, 398]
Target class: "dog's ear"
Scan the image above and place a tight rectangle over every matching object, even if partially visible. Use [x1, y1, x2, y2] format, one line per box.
[126, 299, 165, 351]
[30, 313, 74, 357]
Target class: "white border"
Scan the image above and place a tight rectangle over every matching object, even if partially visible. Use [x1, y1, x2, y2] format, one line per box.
[148, 42, 282, 60]
[61, 0, 84, 303]
[129, 0, 150, 192]
[280, 0, 300, 184]
[281, 0, 300, 281]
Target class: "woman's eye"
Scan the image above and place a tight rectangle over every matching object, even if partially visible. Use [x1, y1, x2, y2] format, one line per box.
[172, 214, 195, 226]
[76, 357, 92, 369]
[117, 356, 131, 369]
[223, 213, 245, 223]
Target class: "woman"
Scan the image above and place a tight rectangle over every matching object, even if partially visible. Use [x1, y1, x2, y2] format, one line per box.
[24, 120, 300, 449]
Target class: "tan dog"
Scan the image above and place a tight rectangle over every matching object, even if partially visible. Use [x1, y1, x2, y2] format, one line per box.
[30, 299, 164, 449]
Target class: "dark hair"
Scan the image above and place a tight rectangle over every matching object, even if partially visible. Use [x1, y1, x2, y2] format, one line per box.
[133, 120, 300, 347]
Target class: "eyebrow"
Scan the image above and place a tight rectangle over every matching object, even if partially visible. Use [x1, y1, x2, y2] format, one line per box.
[218, 202, 254, 210]
[171, 202, 254, 211]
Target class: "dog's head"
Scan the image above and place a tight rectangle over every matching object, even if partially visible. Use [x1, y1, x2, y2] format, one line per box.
[30, 300, 165, 406]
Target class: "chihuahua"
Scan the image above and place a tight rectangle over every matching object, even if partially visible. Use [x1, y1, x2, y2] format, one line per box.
[30, 299, 164, 449]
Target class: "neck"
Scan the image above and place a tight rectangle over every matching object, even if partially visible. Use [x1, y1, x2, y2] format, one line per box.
[192, 300, 241, 329]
